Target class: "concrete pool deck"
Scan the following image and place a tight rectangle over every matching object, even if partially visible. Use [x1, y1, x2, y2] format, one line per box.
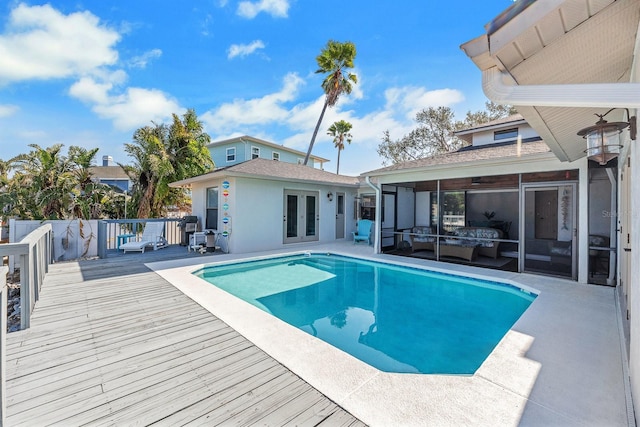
[148, 241, 634, 426]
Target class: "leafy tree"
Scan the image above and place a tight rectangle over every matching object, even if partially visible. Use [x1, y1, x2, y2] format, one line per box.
[377, 101, 518, 165]
[303, 40, 357, 166]
[123, 109, 214, 218]
[327, 120, 353, 174]
[2, 144, 116, 220]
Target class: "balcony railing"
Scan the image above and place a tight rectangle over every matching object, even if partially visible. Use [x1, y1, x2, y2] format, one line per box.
[97, 219, 182, 258]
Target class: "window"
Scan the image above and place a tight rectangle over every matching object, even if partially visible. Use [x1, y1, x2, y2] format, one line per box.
[251, 146, 260, 159]
[226, 148, 236, 162]
[494, 128, 518, 141]
[206, 187, 219, 230]
[297, 158, 304, 165]
[432, 191, 466, 233]
[272, 152, 280, 161]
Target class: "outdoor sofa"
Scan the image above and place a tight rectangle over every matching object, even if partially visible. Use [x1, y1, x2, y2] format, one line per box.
[444, 227, 504, 259]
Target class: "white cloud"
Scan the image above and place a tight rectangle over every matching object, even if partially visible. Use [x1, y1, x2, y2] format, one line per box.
[69, 76, 182, 131]
[0, 3, 120, 85]
[129, 49, 162, 69]
[227, 40, 265, 60]
[237, 0, 290, 18]
[385, 86, 464, 120]
[0, 104, 19, 118]
[202, 72, 304, 132]
[94, 87, 183, 130]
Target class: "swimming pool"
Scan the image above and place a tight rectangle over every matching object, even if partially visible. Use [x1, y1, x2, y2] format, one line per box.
[194, 253, 536, 375]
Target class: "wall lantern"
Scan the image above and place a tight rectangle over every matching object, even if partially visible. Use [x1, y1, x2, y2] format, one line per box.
[327, 191, 333, 202]
[577, 108, 637, 166]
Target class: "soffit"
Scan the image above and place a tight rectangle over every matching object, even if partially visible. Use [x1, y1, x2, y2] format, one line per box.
[480, 0, 639, 162]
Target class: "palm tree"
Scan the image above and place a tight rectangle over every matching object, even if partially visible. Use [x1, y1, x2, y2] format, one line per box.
[124, 109, 214, 218]
[303, 40, 357, 166]
[327, 120, 353, 174]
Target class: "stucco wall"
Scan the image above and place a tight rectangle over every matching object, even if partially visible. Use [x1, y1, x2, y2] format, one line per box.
[190, 176, 356, 254]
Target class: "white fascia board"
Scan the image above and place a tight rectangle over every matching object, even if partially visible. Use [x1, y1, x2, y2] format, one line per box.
[483, 67, 640, 108]
[367, 152, 577, 185]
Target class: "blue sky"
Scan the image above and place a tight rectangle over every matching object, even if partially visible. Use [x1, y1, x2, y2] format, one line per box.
[0, 1, 514, 176]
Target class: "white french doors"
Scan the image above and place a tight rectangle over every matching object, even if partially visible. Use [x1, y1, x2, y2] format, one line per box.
[283, 190, 319, 243]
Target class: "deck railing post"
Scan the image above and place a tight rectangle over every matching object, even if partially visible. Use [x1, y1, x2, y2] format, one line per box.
[0, 266, 7, 426]
[98, 221, 107, 259]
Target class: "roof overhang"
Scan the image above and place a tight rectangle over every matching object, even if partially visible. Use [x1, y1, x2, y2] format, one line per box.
[461, 0, 640, 163]
[367, 150, 576, 184]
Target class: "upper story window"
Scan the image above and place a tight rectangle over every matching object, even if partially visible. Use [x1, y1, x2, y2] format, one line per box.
[297, 158, 304, 165]
[494, 128, 518, 141]
[272, 152, 280, 161]
[226, 147, 236, 162]
[251, 146, 260, 159]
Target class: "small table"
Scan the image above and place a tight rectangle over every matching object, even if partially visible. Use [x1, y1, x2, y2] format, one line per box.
[117, 234, 136, 249]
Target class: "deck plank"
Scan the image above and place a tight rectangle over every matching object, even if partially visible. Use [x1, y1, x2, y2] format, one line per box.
[5, 247, 365, 426]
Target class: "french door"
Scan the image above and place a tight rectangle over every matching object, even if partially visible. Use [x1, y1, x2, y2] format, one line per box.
[284, 190, 319, 243]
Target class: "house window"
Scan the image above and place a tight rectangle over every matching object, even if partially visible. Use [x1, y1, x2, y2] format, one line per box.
[226, 148, 236, 162]
[494, 128, 518, 141]
[272, 152, 280, 161]
[297, 158, 304, 165]
[206, 187, 219, 230]
[251, 146, 260, 159]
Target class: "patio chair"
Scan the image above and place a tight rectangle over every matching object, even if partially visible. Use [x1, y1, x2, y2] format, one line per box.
[352, 219, 373, 245]
[120, 222, 168, 253]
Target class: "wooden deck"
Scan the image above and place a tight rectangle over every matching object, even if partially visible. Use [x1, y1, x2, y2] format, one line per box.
[5, 246, 366, 426]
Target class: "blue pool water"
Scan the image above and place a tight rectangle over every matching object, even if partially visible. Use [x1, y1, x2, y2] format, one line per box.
[194, 253, 536, 375]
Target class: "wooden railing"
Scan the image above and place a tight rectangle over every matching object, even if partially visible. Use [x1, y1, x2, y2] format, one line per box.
[1, 265, 7, 426]
[0, 224, 52, 330]
[97, 218, 182, 258]
[0, 225, 52, 426]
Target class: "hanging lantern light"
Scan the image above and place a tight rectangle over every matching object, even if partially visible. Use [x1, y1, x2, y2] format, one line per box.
[577, 109, 636, 166]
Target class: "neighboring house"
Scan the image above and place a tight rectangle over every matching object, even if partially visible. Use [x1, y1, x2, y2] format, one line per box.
[89, 156, 131, 193]
[207, 135, 330, 170]
[170, 158, 359, 254]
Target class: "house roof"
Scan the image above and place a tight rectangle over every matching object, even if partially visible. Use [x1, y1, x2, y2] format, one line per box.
[362, 140, 551, 176]
[89, 166, 129, 180]
[460, 0, 639, 163]
[207, 135, 330, 163]
[170, 158, 360, 188]
[454, 114, 526, 144]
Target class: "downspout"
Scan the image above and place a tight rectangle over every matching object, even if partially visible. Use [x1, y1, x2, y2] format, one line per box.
[365, 176, 381, 253]
[606, 168, 618, 286]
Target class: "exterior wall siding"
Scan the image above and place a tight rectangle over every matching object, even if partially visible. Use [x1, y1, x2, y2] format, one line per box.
[209, 141, 315, 168]
[471, 126, 539, 147]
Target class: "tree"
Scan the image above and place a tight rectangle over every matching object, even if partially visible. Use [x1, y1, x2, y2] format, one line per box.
[327, 120, 353, 174]
[303, 40, 357, 166]
[377, 102, 518, 165]
[123, 109, 214, 218]
[2, 144, 115, 220]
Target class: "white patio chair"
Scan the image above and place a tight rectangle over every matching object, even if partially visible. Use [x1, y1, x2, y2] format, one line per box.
[120, 222, 168, 253]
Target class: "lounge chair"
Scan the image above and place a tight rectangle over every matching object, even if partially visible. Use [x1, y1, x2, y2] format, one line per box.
[352, 219, 373, 245]
[120, 222, 168, 253]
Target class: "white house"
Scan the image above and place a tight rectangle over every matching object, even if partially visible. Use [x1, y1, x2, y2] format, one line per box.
[170, 158, 360, 254]
[207, 135, 330, 170]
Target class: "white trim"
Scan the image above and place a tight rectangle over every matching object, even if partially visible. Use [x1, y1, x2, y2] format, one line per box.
[226, 147, 236, 163]
[272, 151, 280, 161]
[251, 146, 260, 159]
[482, 67, 640, 108]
